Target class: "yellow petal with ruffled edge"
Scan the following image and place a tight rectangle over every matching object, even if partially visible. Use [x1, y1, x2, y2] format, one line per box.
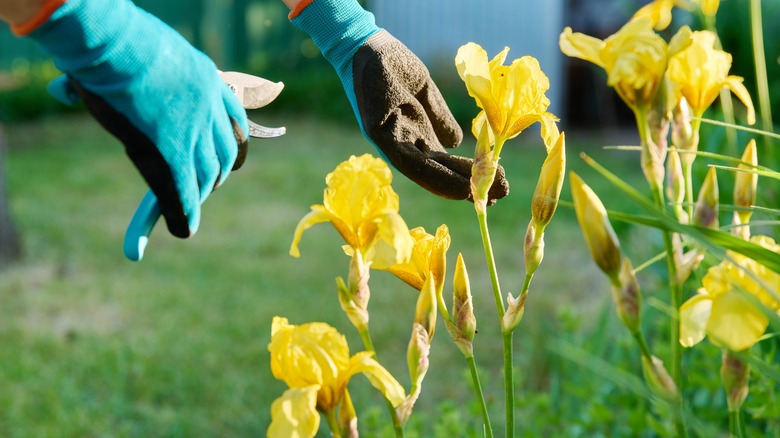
[289, 154, 413, 266]
[268, 317, 350, 410]
[386, 227, 434, 290]
[290, 207, 331, 258]
[725, 76, 756, 125]
[559, 27, 605, 68]
[367, 212, 414, 270]
[632, 0, 676, 30]
[345, 351, 406, 407]
[456, 43, 504, 135]
[268, 386, 320, 438]
[707, 291, 769, 351]
[679, 293, 712, 347]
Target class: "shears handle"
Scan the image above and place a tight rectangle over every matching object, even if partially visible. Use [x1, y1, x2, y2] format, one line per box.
[123, 189, 161, 261]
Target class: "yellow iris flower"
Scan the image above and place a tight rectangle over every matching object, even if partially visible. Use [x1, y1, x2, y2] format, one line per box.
[560, 18, 691, 111]
[680, 236, 780, 351]
[385, 224, 450, 293]
[267, 317, 406, 437]
[455, 42, 559, 151]
[290, 154, 414, 269]
[632, 0, 677, 30]
[667, 30, 756, 125]
[632, 0, 719, 30]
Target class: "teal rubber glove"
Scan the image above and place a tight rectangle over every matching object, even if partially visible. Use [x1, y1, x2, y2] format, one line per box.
[28, 0, 250, 238]
[291, 0, 509, 204]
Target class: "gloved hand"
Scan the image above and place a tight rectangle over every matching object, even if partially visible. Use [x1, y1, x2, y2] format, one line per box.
[289, 0, 509, 204]
[23, 0, 249, 238]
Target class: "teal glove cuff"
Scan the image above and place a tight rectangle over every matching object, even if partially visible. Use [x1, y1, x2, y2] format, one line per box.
[291, 0, 379, 120]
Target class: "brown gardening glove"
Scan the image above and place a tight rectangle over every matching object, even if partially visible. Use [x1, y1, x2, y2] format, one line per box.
[289, 0, 508, 205]
[352, 30, 509, 204]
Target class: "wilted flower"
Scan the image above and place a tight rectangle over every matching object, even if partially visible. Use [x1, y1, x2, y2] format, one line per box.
[667, 30, 755, 125]
[290, 154, 414, 269]
[560, 18, 691, 111]
[268, 317, 405, 437]
[680, 236, 780, 351]
[456, 42, 559, 151]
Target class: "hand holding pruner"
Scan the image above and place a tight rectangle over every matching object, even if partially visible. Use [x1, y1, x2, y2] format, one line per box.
[123, 72, 285, 261]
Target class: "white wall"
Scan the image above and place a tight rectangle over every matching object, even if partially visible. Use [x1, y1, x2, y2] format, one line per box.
[370, 0, 565, 115]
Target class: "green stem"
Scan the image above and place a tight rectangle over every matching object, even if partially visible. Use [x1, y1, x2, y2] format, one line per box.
[477, 211, 505, 319]
[659, 205, 687, 438]
[750, 0, 775, 166]
[358, 327, 404, 438]
[631, 330, 653, 361]
[637, 110, 687, 437]
[324, 409, 341, 438]
[729, 409, 744, 438]
[476, 208, 514, 437]
[503, 332, 515, 438]
[466, 356, 494, 438]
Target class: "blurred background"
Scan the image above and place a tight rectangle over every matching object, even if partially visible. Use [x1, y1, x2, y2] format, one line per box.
[2, 0, 777, 127]
[1, 0, 779, 436]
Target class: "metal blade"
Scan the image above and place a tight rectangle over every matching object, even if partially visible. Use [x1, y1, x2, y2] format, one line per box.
[249, 120, 286, 138]
[219, 71, 284, 109]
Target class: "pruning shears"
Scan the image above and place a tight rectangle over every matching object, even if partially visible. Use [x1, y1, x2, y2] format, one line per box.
[123, 71, 286, 261]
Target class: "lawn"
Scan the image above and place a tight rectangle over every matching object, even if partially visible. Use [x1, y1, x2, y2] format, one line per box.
[1, 113, 701, 436]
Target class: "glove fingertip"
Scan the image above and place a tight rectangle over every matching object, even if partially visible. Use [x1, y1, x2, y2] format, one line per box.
[162, 201, 199, 238]
[221, 84, 250, 135]
[230, 117, 249, 171]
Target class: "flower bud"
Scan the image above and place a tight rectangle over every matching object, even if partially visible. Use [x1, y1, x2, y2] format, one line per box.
[666, 148, 689, 224]
[337, 251, 372, 331]
[452, 253, 476, 342]
[399, 322, 431, 425]
[415, 275, 438, 342]
[471, 124, 498, 214]
[570, 172, 622, 281]
[431, 225, 450, 308]
[720, 350, 749, 412]
[733, 139, 757, 239]
[700, 0, 720, 17]
[641, 355, 679, 401]
[693, 167, 719, 229]
[611, 258, 642, 333]
[502, 292, 527, 334]
[531, 132, 566, 228]
[524, 220, 545, 277]
[672, 97, 698, 168]
[337, 277, 369, 333]
[672, 233, 704, 284]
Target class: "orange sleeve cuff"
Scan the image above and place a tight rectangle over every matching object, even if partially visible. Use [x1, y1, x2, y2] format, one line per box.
[11, 0, 67, 36]
[288, 0, 315, 20]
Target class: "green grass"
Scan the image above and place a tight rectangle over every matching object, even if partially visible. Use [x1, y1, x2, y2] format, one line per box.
[0, 114, 745, 437]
